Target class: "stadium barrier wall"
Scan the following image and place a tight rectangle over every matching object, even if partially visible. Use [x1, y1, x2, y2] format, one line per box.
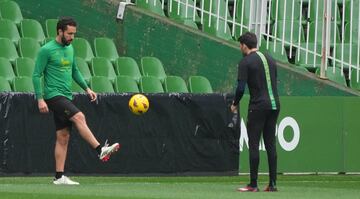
[239, 95, 360, 173]
[0, 93, 239, 174]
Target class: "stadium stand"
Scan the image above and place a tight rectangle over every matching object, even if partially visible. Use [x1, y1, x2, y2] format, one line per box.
[0, 57, 15, 85]
[13, 76, 34, 92]
[75, 57, 92, 84]
[140, 76, 164, 93]
[136, 0, 165, 16]
[0, 76, 12, 92]
[115, 57, 142, 83]
[20, 19, 46, 44]
[72, 80, 86, 93]
[14, 57, 35, 77]
[164, 75, 188, 93]
[140, 56, 167, 83]
[0, 0, 23, 25]
[90, 76, 114, 93]
[18, 37, 40, 59]
[72, 37, 94, 63]
[0, 19, 21, 45]
[45, 18, 58, 38]
[91, 57, 117, 83]
[93, 37, 119, 63]
[0, 37, 19, 63]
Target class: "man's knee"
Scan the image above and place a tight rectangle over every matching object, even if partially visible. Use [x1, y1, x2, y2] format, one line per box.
[70, 112, 85, 124]
[56, 128, 70, 145]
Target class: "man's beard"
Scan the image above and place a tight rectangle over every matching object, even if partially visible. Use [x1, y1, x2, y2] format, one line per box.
[61, 35, 71, 46]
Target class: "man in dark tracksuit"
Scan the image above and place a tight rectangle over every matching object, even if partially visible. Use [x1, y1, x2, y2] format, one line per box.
[231, 32, 280, 192]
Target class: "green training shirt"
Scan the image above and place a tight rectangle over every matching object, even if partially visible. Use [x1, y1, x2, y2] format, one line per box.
[32, 40, 88, 100]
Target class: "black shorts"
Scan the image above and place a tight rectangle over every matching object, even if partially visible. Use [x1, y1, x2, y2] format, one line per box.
[45, 96, 80, 131]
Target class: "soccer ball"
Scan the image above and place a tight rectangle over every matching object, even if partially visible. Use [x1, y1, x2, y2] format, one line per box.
[128, 94, 149, 115]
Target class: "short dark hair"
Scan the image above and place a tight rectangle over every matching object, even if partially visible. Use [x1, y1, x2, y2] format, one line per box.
[238, 32, 258, 49]
[56, 17, 77, 35]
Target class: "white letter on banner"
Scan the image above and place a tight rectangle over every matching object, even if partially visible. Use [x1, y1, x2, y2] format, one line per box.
[239, 118, 248, 151]
[277, 117, 300, 151]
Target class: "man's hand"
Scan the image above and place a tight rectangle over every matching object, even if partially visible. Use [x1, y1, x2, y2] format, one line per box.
[38, 99, 49, 113]
[230, 103, 238, 113]
[86, 88, 97, 102]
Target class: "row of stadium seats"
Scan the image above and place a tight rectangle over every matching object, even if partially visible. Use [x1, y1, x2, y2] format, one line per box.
[0, 74, 213, 94]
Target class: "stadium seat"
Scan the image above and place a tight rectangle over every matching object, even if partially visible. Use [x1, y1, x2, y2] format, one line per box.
[140, 56, 167, 83]
[0, 76, 12, 92]
[115, 57, 142, 83]
[18, 37, 41, 60]
[349, 68, 360, 90]
[200, 0, 234, 41]
[295, 43, 322, 72]
[20, 19, 46, 44]
[114, 75, 140, 93]
[0, 57, 15, 84]
[333, 43, 359, 69]
[93, 37, 119, 63]
[167, 0, 200, 23]
[308, 21, 341, 45]
[136, 0, 165, 16]
[45, 19, 58, 38]
[90, 76, 114, 93]
[271, 0, 303, 21]
[91, 57, 117, 83]
[0, 0, 23, 25]
[181, 19, 198, 29]
[0, 37, 19, 63]
[72, 80, 86, 93]
[139, 76, 164, 93]
[15, 57, 35, 77]
[72, 37, 94, 63]
[0, 19, 21, 45]
[164, 75, 188, 93]
[259, 39, 289, 64]
[315, 67, 347, 86]
[75, 57, 92, 84]
[234, 0, 252, 38]
[188, 75, 213, 93]
[344, 23, 359, 44]
[273, 20, 305, 46]
[309, 0, 341, 23]
[13, 76, 34, 92]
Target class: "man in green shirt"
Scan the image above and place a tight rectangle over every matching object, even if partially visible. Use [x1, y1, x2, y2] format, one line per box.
[32, 17, 120, 185]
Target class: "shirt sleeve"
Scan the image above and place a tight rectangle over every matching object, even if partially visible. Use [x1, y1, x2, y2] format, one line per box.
[72, 56, 88, 91]
[32, 48, 48, 99]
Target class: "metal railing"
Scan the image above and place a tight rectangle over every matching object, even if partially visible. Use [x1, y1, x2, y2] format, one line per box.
[138, 0, 360, 86]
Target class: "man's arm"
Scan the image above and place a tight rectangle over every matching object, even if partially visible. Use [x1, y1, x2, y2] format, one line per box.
[72, 57, 97, 102]
[32, 48, 49, 113]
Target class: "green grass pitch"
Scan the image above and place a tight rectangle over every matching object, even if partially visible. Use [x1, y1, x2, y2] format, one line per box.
[0, 175, 359, 199]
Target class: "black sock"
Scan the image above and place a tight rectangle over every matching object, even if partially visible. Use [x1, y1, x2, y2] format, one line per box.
[95, 144, 101, 155]
[269, 180, 276, 187]
[250, 180, 257, 188]
[55, 172, 63, 179]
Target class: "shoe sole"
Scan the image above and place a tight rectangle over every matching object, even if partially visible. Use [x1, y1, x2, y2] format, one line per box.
[101, 143, 121, 162]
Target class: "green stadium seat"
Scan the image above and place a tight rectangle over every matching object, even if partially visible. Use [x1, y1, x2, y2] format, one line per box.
[45, 19, 58, 38]
[333, 43, 359, 69]
[0, 0, 23, 25]
[139, 76, 164, 93]
[0, 19, 20, 45]
[0, 76, 12, 92]
[93, 37, 119, 63]
[136, 0, 165, 16]
[90, 76, 114, 93]
[344, 23, 359, 44]
[20, 19, 46, 44]
[349, 68, 360, 90]
[91, 57, 117, 83]
[72, 37, 94, 63]
[75, 57, 92, 84]
[181, 19, 199, 29]
[140, 56, 167, 83]
[115, 57, 141, 83]
[315, 67, 347, 86]
[308, 21, 341, 45]
[271, 0, 303, 21]
[0, 57, 15, 84]
[234, 0, 252, 39]
[259, 39, 289, 63]
[164, 75, 188, 93]
[15, 57, 35, 77]
[295, 43, 322, 72]
[167, 0, 200, 22]
[0, 37, 19, 63]
[18, 37, 41, 59]
[114, 75, 140, 93]
[72, 80, 86, 93]
[200, 0, 234, 41]
[309, 0, 341, 23]
[188, 75, 213, 93]
[273, 20, 305, 46]
[13, 76, 34, 92]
